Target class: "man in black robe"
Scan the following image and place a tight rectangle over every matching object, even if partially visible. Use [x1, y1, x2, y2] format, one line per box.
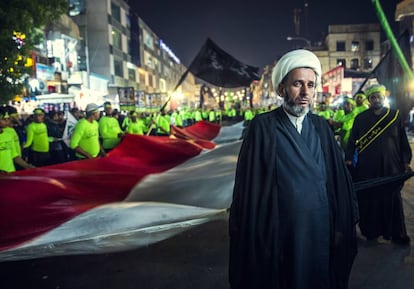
[229, 49, 358, 289]
[345, 84, 412, 244]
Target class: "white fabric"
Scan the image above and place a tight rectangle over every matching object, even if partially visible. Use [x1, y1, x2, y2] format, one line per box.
[285, 109, 305, 134]
[271, 49, 322, 94]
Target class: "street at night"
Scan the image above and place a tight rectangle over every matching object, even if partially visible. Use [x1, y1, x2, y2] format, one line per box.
[1, 215, 413, 289]
[1, 144, 414, 289]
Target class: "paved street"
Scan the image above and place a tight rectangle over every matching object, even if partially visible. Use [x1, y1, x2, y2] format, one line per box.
[1, 142, 414, 289]
[1, 209, 413, 289]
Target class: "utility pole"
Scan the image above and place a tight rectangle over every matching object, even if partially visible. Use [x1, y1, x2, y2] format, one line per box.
[303, 1, 309, 39]
[293, 8, 301, 36]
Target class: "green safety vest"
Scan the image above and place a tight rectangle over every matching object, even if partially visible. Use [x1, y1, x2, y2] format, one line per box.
[24, 122, 49, 152]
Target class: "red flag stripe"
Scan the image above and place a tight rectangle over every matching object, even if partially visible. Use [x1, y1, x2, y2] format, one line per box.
[0, 122, 220, 251]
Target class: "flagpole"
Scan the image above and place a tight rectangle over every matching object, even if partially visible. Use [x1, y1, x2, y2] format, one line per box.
[354, 43, 394, 94]
[146, 65, 192, 136]
[372, 0, 414, 80]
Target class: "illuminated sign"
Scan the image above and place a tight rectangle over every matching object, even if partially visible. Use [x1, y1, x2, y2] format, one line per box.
[160, 40, 180, 64]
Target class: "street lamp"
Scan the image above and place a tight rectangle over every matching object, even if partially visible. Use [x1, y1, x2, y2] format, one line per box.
[286, 36, 311, 48]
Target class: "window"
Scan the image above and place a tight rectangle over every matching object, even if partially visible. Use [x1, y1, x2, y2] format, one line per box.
[365, 40, 374, 51]
[111, 3, 121, 22]
[351, 41, 360, 52]
[139, 72, 146, 86]
[337, 58, 346, 67]
[336, 41, 346, 51]
[128, 68, 136, 81]
[350, 58, 359, 70]
[125, 13, 131, 28]
[114, 59, 123, 77]
[112, 29, 122, 50]
[363, 58, 373, 69]
[143, 30, 154, 50]
[159, 79, 166, 92]
[144, 51, 154, 69]
[153, 58, 160, 73]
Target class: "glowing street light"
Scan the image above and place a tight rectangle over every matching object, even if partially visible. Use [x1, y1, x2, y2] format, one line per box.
[286, 36, 311, 48]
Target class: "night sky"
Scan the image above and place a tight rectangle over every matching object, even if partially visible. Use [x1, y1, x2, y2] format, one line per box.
[129, 0, 401, 70]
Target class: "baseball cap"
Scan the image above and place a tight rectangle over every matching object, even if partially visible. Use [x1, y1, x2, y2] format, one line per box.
[85, 103, 99, 113]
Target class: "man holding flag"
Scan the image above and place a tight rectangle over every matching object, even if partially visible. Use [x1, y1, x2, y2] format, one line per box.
[346, 84, 412, 245]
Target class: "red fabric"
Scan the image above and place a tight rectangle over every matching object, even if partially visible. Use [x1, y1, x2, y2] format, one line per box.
[0, 122, 220, 251]
[171, 121, 221, 141]
[170, 121, 220, 150]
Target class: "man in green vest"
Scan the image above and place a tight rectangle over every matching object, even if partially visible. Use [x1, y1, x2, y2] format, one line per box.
[317, 102, 334, 121]
[208, 108, 216, 123]
[352, 91, 369, 115]
[194, 108, 203, 122]
[329, 97, 356, 150]
[155, 110, 171, 136]
[126, 111, 147, 135]
[23, 108, 51, 167]
[243, 107, 254, 126]
[70, 103, 106, 159]
[99, 101, 124, 152]
[0, 106, 35, 173]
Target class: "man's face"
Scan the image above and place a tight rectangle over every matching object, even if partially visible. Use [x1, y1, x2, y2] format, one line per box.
[0, 117, 9, 128]
[279, 68, 316, 117]
[10, 113, 19, 121]
[105, 106, 113, 115]
[355, 95, 364, 106]
[58, 113, 65, 122]
[368, 92, 385, 110]
[344, 102, 354, 114]
[92, 111, 100, 120]
[34, 113, 45, 123]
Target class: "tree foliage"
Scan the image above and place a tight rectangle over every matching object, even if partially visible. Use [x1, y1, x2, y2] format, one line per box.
[0, 0, 68, 104]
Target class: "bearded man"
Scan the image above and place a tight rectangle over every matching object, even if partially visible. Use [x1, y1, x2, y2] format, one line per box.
[346, 84, 411, 245]
[229, 49, 359, 289]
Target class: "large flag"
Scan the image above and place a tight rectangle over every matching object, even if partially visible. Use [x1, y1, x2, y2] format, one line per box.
[0, 121, 224, 257]
[373, 30, 413, 121]
[175, 38, 260, 90]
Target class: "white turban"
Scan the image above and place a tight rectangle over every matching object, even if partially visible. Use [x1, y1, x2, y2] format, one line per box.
[271, 49, 322, 94]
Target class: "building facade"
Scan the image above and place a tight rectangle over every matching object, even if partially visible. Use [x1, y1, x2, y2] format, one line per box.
[132, 17, 196, 110]
[314, 23, 382, 98]
[255, 23, 382, 106]
[68, 0, 196, 110]
[323, 23, 381, 72]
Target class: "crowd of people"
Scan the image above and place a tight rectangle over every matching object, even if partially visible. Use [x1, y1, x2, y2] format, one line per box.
[315, 91, 369, 151]
[0, 100, 277, 174]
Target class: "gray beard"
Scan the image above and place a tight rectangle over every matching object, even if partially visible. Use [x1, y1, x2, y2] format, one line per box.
[283, 98, 310, 117]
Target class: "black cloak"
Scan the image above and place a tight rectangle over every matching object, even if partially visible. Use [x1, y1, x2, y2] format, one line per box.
[229, 107, 358, 289]
[345, 108, 412, 240]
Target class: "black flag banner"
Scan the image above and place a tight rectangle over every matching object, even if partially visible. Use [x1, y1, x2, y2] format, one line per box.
[176, 38, 260, 90]
[373, 30, 412, 121]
